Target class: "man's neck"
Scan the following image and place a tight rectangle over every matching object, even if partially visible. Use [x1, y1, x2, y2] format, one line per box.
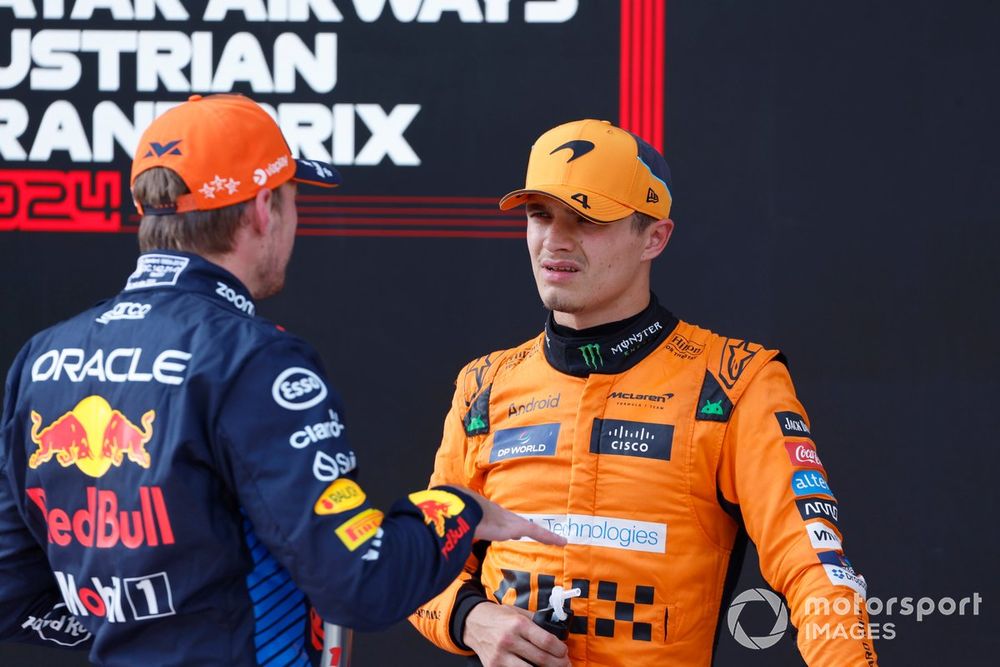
[551, 293, 652, 331]
[202, 249, 260, 299]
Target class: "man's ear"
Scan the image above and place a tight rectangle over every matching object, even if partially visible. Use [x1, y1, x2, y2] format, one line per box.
[247, 188, 273, 237]
[641, 218, 674, 261]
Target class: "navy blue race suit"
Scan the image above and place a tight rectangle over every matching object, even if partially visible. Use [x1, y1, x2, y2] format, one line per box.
[0, 251, 481, 666]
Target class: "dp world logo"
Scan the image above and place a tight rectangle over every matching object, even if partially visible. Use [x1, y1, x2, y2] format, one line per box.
[727, 588, 789, 650]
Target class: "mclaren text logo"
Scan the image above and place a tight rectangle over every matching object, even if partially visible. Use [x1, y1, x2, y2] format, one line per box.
[272, 367, 328, 410]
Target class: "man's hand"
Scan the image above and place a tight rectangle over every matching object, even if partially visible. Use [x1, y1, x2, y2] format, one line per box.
[464, 602, 570, 667]
[459, 488, 567, 546]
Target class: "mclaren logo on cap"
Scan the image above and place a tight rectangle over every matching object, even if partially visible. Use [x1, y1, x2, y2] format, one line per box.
[550, 140, 595, 163]
[145, 140, 182, 158]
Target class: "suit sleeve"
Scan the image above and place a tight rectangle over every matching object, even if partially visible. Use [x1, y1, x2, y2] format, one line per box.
[407, 369, 484, 656]
[0, 348, 92, 649]
[214, 338, 482, 632]
[718, 361, 878, 667]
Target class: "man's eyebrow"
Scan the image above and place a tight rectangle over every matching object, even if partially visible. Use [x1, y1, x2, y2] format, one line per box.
[525, 202, 546, 212]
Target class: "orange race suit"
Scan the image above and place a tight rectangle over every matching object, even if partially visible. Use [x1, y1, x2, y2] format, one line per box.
[409, 295, 877, 666]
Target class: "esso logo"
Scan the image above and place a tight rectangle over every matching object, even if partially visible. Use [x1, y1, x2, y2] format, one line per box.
[272, 367, 328, 411]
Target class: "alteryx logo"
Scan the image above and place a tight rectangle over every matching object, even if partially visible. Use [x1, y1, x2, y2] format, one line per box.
[791, 470, 835, 500]
[490, 423, 560, 463]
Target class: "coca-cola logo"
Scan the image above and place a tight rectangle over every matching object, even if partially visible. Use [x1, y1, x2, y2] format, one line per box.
[784, 441, 824, 471]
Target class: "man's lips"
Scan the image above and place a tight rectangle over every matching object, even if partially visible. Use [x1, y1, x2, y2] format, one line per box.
[541, 260, 581, 273]
[539, 259, 581, 283]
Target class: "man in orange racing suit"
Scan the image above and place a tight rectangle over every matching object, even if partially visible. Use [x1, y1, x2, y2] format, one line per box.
[409, 120, 878, 666]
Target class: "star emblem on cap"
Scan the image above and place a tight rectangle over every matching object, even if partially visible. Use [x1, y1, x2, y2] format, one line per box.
[198, 174, 241, 200]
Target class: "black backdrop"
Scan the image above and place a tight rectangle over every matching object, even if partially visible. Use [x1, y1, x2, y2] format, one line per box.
[1, 1, 998, 664]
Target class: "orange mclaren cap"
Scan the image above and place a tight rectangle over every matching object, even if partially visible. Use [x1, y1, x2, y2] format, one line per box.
[130, 94, 341, 215]
[499, 119, 672, 223]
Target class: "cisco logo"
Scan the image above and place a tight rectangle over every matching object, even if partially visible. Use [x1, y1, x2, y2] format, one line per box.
[272, 367, 328, 411]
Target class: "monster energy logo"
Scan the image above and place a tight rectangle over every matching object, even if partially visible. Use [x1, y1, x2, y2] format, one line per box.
[578, 344, 603, 370]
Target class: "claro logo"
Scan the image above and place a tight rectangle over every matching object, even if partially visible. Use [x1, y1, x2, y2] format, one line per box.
[272, 367, 328, 411]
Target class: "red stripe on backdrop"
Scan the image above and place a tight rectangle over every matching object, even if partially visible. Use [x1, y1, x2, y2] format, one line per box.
[297, 206, 523, 217]
[296, 228, 526, 239]
[619, 0, 632, 130]
[631, 0, 641, 136]
[297, 217, 524, 228]
[643, 0, 654, 142]
[297, 195, 498, 204]
[654, 0, 665, 151]
[619, 0, 666, 150]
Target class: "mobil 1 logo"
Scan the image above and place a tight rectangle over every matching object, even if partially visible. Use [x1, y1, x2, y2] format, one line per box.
[589, 419, 673, 462]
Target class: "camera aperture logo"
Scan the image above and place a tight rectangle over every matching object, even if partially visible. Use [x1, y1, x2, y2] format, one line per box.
[727, 588, 789, 650]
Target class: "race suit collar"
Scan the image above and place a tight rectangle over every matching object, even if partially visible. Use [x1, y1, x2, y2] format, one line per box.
[543, 294, 678, 377]
[121, 250, 257, 318]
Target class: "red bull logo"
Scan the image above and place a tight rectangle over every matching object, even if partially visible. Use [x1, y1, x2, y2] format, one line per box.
[26, 486, 174, 549]
[29, 396, 155, 478]
[408, 489, 466, 538]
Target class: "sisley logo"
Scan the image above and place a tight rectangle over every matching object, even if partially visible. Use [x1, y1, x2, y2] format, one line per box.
[508, 393, 560, 417]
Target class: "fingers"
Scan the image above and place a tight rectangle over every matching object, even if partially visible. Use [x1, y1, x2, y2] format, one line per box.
[514, 516, 567, 546]
[467, 492, 566, 546]
[465, 603, 570, 667]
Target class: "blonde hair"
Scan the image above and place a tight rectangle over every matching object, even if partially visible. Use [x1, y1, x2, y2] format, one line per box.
[133, 168, 282, 255]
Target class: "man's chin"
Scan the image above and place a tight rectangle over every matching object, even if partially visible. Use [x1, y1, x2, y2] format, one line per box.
[539, 290, 584, 315]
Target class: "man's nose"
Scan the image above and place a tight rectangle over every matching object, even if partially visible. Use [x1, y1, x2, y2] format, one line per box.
[542, 217, 576, 252]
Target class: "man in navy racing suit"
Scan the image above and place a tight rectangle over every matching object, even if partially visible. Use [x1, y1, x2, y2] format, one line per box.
[0, 94, 563, 666]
